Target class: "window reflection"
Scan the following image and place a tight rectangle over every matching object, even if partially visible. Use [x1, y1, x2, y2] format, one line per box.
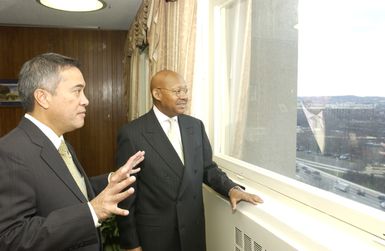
[296, 96, 385, 209]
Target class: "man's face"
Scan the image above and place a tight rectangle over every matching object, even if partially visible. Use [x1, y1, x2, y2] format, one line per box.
[47, 67, 89, 135]
[157, 74, 188, 117]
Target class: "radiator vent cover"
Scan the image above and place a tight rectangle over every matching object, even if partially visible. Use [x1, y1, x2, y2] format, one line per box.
[244, 234, 252, 251]
[235, 227, 266, 251]
[254, 241, 262, 251]
[235, 227, 243, 247]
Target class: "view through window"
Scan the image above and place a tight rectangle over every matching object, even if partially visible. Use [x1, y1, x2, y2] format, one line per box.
[214, 0, 385, 211]
[296, 0, 385, 210]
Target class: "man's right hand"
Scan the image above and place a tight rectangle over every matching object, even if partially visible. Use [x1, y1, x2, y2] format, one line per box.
[90, 151, 145, 222]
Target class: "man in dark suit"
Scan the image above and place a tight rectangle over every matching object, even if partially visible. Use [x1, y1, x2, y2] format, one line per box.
[0, 53, 145, 251]
[116, 70, 263, 251]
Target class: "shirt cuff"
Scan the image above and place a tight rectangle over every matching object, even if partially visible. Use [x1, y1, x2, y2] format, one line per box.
[87, 202, 101, 228]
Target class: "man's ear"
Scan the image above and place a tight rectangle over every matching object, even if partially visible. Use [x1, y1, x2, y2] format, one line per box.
[34, 88, 50, 109]
[152, 88, 161, 102]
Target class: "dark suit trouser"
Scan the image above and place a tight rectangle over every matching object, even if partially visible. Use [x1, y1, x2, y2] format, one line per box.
[138, 226, 181, 251]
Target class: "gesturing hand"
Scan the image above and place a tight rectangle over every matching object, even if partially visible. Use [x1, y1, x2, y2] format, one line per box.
[90, 150, 145, 221]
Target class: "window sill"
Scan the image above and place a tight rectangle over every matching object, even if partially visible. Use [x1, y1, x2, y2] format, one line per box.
[212, 154, 385, 249]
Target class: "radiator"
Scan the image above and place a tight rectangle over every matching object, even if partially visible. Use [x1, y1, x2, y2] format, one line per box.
[204, 185, 299, 251]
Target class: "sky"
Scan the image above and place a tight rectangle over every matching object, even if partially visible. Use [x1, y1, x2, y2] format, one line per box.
[297, 0, 385, 97]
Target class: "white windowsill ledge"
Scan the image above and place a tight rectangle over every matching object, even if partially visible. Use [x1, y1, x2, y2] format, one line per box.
[211, 155, 385, 250]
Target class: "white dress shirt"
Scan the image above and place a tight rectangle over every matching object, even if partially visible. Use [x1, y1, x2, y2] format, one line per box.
[153, 105, 182, 141]
[153, 105, 184, 163]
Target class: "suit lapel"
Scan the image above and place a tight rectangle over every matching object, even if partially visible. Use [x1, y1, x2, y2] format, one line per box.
[142, 110, 185, 179]
[177, 115, 195, 196]
[20, 118, 88, 202]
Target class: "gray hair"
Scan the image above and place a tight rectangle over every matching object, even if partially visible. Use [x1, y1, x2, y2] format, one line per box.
[18, 52, 80, 112]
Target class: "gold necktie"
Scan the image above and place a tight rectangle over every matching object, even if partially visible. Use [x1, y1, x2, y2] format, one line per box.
[167, 119, 184, 164]
[58, 140, 88, 199]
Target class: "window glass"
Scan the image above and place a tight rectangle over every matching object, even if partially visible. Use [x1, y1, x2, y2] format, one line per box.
[297, 0, 385, 210]
[213, 0, 385, 211]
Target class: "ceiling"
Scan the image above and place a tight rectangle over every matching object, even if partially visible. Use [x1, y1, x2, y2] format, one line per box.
[0, 0, 142, 30]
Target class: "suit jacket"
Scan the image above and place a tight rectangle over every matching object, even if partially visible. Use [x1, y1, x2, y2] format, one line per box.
[116, 109, 238, 251]
[0, 118, 105, 251]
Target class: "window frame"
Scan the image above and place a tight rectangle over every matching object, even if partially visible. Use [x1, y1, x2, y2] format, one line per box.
[207, 0, 385, 240]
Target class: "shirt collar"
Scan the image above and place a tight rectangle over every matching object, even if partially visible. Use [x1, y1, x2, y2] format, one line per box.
[24, 114, 64, 149]
[153, 105, 178, 123]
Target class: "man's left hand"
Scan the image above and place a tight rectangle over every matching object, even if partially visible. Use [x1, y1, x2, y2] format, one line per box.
[229, 187, 264, 210]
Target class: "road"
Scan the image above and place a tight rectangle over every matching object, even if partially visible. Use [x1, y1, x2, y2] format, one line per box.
[296, 158, 385, 210]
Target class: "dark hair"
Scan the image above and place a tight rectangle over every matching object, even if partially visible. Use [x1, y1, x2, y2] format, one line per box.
[18, 53, 80, 112]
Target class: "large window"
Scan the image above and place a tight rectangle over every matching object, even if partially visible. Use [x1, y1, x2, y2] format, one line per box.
[204, 0, 385, 238]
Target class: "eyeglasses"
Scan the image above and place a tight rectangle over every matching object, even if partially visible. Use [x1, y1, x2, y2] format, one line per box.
[157, 87, 188, 97]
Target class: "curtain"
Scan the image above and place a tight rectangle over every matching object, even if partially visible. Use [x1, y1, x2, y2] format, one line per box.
[147, 0, 197, 113]
[190, 0, 210, 128]
[226, 0, 252, 158]
[124, 0, 151, 121]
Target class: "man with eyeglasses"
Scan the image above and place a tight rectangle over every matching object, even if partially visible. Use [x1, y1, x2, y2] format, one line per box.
[116, 70, 263, 251]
